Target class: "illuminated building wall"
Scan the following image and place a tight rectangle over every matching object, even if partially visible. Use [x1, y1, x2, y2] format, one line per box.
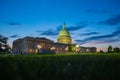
[13, 36, 54, 54]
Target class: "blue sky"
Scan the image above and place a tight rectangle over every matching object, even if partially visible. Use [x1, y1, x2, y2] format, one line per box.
[0, 0, 120, 51]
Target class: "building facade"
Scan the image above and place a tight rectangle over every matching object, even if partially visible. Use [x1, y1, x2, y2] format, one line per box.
[13, 36, 54, 54]
[78, 46, 96, 53]
[13, 37, 96, 54]
[54, 43, 68, 53]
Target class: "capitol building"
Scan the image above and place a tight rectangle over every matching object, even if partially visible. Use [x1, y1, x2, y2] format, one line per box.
[57, 23, 72, 44]
[13, 23, 96, 54]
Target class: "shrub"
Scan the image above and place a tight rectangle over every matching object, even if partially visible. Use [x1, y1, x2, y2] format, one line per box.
[0, 53, 120, 80]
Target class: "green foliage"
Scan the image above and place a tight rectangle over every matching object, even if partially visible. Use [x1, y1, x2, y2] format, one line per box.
[108, 45, 113, 53]
[68, 44, 72, 52]
[99, 50, 104, 53]
[0, 53, 120, 80]
[68, 44, 75, 52]
[113, 47, 120, 53]
[0, 34, 8, 44]
[0, 34, 10, 53]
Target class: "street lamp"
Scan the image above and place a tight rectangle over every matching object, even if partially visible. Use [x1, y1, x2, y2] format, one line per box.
[65, 46, 69, 53]
[65, 46, 68, 51]
[52, 47, 55, 50]
[51, 47, 55, 51]
[76, 44, 79, 48]
[75, 44, 80, 54]
[50, 47, 56, 53]
[37, 45, 41, 54]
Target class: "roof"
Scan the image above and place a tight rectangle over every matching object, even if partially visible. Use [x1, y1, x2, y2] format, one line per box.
[58, 23, 71, 39]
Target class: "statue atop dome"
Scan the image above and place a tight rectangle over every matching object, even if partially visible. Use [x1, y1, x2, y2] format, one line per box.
[63, 22, 66, 30]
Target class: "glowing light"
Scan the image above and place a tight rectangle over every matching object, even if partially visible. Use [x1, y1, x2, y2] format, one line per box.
[51, 47, 55, 50]
[37, 45, 41, 49]
[2, 46, 5, 49]
[65, 46, 68, 50]
[76, 44, 79, 48]
[29, 49, 33, 52]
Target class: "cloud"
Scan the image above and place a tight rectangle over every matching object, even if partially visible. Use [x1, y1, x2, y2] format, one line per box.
[56, 25, 62, 30]
[40, 30, 58, 36]
[9, 34, 21, 38]
[75, 28, 120, 44]
[67, 25, 87, 31]
[36, 30, 44, 33]
[99, 14, 120, 26]
[56, 24, 87, 32]
[75, 39, 120, 45]
[85, 9, 112, 14]
[90, 39, 120, 45]
[79, 32, 99, 36]
[36, 29, 58, 36]
[8, 22, 21, 26]
[29, 34, 33, 35]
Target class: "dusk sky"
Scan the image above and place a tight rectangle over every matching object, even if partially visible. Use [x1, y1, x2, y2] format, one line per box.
[0, 0, 120, 51]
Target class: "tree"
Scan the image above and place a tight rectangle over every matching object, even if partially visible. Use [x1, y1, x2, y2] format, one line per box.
[107, 45, 112, 53]
[0, 34, 9, 53]
[99, 50, 104, 53]
[68, 44, 75, 52]
[68, 44, 72, 52]
[0, 34, 8, 44]
[113, 47, 120, 53]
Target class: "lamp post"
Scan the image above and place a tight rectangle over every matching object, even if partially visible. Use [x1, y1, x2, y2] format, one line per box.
[75, 44, 80, 54]
[51, 47, 55, 51]
[50, 47, 55, 54]
[65, 46, 68, 53]
[52, 47, 55, 51]
[37, 45, 41, 54]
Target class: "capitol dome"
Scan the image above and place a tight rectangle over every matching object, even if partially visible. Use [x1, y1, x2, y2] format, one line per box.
[57, 23, 72, 44]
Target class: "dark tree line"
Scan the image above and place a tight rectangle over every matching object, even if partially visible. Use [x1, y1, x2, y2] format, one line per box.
[107, 45, 120, 53]
[0, 34, 11, 53]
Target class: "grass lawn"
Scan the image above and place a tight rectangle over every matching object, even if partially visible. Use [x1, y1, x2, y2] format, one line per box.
[0, 53, 120, 80]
